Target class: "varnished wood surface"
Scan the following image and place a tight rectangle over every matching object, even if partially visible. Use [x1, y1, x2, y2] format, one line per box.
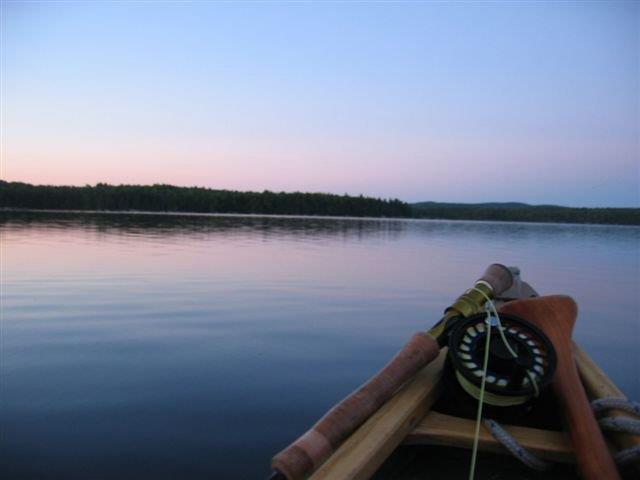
[272, 332, 441, 480]
[280, 291, 634, 480]
[574, 343, 640, 474]
[308, 350, 446, 480]
[500, 296, 621, 480]
[405, 411, 574, 463]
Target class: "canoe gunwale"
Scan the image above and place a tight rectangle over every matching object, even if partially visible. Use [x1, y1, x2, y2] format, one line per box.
[306, 342, 638, 479]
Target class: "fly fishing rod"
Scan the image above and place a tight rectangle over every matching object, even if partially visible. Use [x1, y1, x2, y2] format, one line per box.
[270, 264, 516, 480]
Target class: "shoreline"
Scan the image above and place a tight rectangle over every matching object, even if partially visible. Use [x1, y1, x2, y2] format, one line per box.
[3, 207, 638, 228]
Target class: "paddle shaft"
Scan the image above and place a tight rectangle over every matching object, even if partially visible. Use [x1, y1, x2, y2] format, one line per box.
[554, 344, 622, 479]
[271, 264, 513, 480]
[500, 296, 621, 480]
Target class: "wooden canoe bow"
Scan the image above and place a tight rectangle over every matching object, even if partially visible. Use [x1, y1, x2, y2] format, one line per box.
[271, 264, 514, 480]
[500, 295, 621, 480]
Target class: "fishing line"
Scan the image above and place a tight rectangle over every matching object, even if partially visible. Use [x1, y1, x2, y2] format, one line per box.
[472, 287, 517, 357]
[466, 287, 540, 480]
[469, 288, 545, 395]
[468, 306, 493, 480]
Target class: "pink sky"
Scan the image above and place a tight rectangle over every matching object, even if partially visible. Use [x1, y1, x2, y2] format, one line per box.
[2, 2, 638, 206]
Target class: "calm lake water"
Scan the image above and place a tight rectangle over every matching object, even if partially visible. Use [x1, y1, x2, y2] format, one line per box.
[1, 211, 639, 479]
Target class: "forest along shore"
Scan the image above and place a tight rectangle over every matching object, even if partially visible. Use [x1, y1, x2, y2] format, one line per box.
[1, 181, 638, 225]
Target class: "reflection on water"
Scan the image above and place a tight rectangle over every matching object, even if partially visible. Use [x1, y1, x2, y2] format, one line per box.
[1, 211, 639, 479]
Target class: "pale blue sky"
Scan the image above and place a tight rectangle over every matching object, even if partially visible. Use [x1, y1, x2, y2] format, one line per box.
[2, 1, 638, 206]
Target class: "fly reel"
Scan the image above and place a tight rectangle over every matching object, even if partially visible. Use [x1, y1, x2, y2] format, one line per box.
[445, 312, 557, 412]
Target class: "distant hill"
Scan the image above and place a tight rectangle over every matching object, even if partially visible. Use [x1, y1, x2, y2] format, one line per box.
[411, 201, 640, 225]
[413, 201, 534, 210]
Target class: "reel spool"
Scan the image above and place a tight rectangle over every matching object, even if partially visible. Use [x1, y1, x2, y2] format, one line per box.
[446, 312, 557, 412]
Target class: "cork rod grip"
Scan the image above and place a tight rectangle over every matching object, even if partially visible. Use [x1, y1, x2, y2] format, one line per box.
[271, 332, 440, 480]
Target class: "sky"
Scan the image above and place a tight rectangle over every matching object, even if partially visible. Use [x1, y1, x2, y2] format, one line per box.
[1, 1, 638, 207]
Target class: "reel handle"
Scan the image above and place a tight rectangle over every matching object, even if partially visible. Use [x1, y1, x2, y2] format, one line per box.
[477, 263, 513, 295]
[271, 332, 439, 480]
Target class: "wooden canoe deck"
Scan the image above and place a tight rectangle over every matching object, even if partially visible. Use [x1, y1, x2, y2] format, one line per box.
[308, 351, 446, 480]
[371, 445, 579, 480]
[309, 343, 638, 480]
[405, 411, 573, 463]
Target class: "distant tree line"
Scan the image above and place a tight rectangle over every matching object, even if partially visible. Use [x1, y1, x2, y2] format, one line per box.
[0, 181, 411, 218]
[2, 181, 637, 225]
[411, 202, 640, 226]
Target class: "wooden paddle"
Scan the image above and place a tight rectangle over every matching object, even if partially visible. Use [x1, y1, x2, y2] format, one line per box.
[500, 295, 621, 480]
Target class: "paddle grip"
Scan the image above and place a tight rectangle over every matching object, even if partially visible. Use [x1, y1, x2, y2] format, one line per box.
[477, 263, 513, 295]
[271, 332, 440, 480]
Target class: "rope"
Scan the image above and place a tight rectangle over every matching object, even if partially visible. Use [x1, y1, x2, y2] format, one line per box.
[482, 419, 552, 471]
[594, 397, 640, 466]
[592, 396, 640, 435]
[614, 445, 640, 467]
[598, 417, 640, 435]
[591, 397, 640, 416]
[481, 397, 640, 471]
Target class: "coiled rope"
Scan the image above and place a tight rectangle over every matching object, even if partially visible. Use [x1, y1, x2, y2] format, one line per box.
[614, 445, 640, 467]
[598, 416, 640, 435]
[483, 419, 552, 471]
[482, 396, 640, 471]
[592, 397, 640, 416]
